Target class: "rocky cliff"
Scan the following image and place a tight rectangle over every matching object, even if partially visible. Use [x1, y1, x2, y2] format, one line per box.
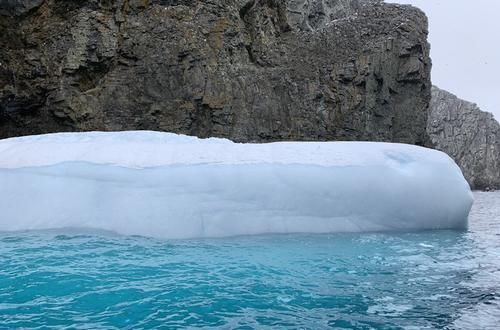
[0, 0, 431, 143]
[428, 86, 500, 190]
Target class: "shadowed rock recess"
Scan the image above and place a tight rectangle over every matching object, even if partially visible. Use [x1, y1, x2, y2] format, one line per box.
[0, 0, 431, 143]
[428, 86, 500, 191]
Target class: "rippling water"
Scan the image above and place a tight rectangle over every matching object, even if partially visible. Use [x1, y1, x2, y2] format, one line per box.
[0, 192, 499, 329]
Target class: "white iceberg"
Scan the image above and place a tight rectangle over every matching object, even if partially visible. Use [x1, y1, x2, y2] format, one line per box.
[0, 131, 473, 238]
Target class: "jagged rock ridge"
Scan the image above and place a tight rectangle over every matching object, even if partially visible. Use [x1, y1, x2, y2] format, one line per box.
[428, 86, 500, 190]
[0, 0, 431, 144]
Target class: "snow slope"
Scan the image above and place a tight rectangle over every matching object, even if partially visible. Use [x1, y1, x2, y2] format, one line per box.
[0, 131, 473, 238]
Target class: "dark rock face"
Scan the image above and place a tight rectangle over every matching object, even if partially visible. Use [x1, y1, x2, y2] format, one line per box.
[0, 0, 44, 16]
[428, 86, 500, 190]
[0, 0, 431, 143]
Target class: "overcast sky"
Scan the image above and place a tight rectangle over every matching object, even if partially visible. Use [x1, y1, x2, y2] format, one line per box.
[387, 0, 500, 119]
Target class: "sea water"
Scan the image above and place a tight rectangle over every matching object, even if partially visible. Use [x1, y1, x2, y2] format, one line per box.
[0, 192, 498, 329]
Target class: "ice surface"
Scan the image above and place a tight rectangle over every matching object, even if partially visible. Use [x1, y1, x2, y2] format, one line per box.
[0, 131, 473, 238]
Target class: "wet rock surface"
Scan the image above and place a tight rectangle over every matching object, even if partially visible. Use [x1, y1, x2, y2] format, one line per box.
[428, 86, 500, 191]
[0, 0, 431, 144]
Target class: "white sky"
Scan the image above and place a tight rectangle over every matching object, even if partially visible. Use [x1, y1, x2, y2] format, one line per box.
[387, 0, 500, 119]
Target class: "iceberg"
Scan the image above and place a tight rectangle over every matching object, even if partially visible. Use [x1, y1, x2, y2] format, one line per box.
[0, 131, 473, 238]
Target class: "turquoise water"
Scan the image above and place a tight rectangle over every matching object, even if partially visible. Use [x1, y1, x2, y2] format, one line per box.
[0, 192, 499, 329]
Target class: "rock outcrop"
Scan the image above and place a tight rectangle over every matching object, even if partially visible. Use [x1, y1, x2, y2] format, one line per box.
[0, 0, 431, 144]
[428, 86, 500, 190]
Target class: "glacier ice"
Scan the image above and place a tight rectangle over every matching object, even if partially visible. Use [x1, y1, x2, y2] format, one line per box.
[0, 131, 473, 238]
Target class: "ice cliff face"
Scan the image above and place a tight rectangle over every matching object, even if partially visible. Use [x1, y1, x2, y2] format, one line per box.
[428, 86, 500, 191]
[0, 0, 431, 144]
[0, 131, 472, 238]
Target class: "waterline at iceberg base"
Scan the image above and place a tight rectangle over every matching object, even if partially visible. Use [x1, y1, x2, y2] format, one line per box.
[0, 131, 473, 238]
